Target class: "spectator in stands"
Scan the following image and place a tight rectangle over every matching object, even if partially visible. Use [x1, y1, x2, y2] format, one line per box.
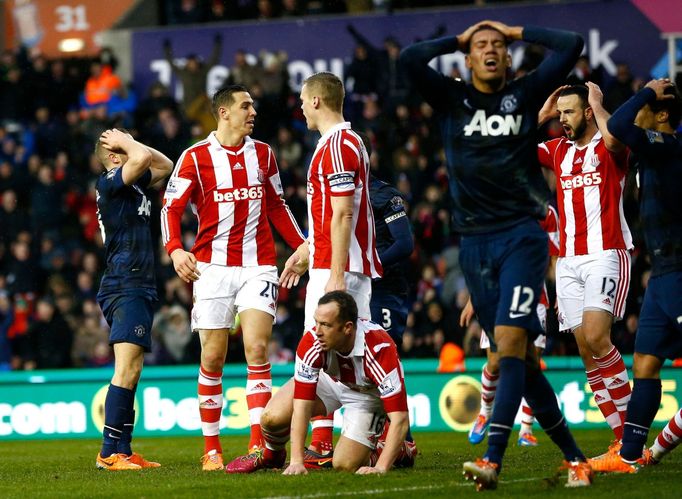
[163, 34, 222, 116]
[0, 290, 13, 371]
[21, 296, 73, 369]
[0, 190, 29, 248]
[604, 62, 639, 113]
[84, 61, 123, 108]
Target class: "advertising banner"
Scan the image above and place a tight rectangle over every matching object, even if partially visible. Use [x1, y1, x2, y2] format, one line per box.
[1, 359, 680, 440]
[130, 0, 670, 101]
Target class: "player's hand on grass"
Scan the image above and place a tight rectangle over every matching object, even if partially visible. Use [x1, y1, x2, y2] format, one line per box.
[459, 297, 474, 327]
[282, 462, 308, 475]
[356, 465, 387, 475]
[170, 249, 200, 283]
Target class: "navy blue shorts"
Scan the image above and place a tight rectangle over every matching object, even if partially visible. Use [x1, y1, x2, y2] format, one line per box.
[99, 294, 155, 352]
[459, 220, 548, 352]
[635, 271, 682, 360]
[370, 291, 408, 345]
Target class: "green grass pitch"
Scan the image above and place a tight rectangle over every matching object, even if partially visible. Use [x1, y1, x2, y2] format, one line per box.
[1, 429, 679, 498]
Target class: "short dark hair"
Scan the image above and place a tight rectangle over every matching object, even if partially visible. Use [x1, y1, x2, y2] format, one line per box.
[94, 127, 130, 167]
[212, 84, 249, 118]
[466, 25, 508, 53]
[318, 291, 358, 326]
[650, 84, 682, 129]
[559, 85, 589, 109]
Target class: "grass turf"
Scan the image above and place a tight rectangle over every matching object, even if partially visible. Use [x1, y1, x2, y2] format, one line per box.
[0, 429, 679, 498]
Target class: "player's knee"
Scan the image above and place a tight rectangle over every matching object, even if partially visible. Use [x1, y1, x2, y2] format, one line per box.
[244, 343, 268, 364]
[332, 458, 357, 473]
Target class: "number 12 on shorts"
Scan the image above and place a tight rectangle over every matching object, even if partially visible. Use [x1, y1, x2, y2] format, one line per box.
[509, 285, 534, 318]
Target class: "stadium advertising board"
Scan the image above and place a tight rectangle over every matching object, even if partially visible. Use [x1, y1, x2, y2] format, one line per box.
[131, 0, 670, 102]
[0, 360, 680, 440]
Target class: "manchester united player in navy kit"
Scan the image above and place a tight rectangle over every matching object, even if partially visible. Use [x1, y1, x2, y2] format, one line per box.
[94, 129, 173, 470]
[401, 20, 590, 489]
[594, 79, 682, 473]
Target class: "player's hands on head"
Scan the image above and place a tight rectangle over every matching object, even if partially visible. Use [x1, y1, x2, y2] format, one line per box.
[645, 78, 675, 100]
[585, 81, 604, 107]
[99, 128, 133, 153]
[170, 249, 200, 283]
[538, 85, 569, 125]
[355, 465, 387, 475]
[282, 462, 308, 475]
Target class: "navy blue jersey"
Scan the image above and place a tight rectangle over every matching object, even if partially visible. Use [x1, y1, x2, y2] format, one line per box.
[608, 88, 682, 276]
[370, 177, 412, 298]
[96, 167, 158, 298]
[400, 27, 583, 234]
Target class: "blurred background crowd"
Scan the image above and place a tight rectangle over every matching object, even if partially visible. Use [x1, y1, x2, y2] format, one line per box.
[0, 0, 670, 372]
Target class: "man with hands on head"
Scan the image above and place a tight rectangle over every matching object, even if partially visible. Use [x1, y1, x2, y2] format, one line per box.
[94, 128, 173, 470]
[401, 19, 590, 490]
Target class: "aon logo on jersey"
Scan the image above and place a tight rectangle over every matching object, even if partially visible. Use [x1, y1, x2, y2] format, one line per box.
[213, 186, 264, 202]
[463, 110, 522, 137]
[560, 172, 602, 190]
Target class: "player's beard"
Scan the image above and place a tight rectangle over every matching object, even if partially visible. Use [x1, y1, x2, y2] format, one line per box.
[566, 118, 587, 141]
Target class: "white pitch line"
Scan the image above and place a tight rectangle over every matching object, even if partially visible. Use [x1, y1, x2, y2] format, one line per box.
[262, 477, 541, 499]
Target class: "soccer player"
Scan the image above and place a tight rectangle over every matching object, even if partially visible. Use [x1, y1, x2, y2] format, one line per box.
[401, 20, 591, 489]
[465, 206, 560, 447]
[589, 78, 682, 473]
[224, 291, 410, 475]
[161, 85, 305, 470]
[279, 72, 382, 465]
[368, 171, 417, 456]
[95, 128, 173, 470]
[537, 83, 633, 452]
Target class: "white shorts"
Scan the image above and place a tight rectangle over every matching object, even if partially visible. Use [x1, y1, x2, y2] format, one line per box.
[480, 303, 547, 349]
[191, 263, 279, 331]
[304, 268, 371, 330]
[556, 249, 630, 332]
[315, 371, 386, 449]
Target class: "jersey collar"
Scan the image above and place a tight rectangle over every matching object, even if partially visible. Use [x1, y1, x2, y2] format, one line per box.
[207, 132, 251, 155]
[317, 121, 351, 146]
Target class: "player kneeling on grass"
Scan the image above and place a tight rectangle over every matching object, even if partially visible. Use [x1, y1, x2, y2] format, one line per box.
[225, 291, 414, 474]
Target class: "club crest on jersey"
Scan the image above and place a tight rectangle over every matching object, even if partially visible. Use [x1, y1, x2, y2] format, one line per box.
[463, 109, 523, 137]
[134, 325, 146, 337]
[500, 94, 519, 113]
[257, 166, 267, 183]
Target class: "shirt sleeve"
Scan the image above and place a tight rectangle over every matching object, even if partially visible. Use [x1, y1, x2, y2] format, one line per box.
[293, 332, 324, 401]
[161, 150, 197, 255]
[537, 139, 558, 170]
[364, 332, 408, 413]
[264, 146, 306, 249]
[322, 135, 362, 197]
[378, 193, 414, 267]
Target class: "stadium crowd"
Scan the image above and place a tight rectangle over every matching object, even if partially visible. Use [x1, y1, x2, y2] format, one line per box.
[0, 14, 665, 372]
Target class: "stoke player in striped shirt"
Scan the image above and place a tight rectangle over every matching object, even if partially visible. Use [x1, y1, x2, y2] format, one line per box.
[538, 83, 633, 457]
[279, 72, 382, 463]
[225, 291, 411, 474]
[161, 85, 305, 470]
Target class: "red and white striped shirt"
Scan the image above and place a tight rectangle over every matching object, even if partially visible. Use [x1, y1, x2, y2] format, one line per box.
[161, 133, 304, 266]
[538, 132, 632, 257]
[293, 319, 408, 413]
[307, 122, 382, 278]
